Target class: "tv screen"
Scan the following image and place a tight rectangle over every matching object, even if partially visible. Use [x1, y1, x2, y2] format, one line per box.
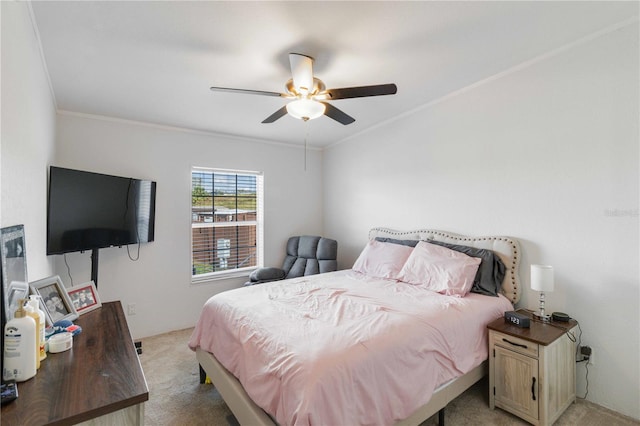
[47, 167, 156, 255]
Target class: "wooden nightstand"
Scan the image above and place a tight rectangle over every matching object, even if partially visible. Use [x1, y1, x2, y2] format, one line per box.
[488, 309, 577, 426]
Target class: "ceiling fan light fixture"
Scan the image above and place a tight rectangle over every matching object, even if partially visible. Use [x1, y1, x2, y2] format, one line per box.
[286, 99, 325, 121]
[211, 53, 396, 125]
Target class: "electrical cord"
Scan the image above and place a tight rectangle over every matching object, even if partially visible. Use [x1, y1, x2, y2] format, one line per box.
[63, 253, 74, 286]
[126, 242, 141, 261]
[573, 321, 590, 400]
[582, 362, 590, 400]
[125, 178, 141, 261]
[574, 321, 583, 360]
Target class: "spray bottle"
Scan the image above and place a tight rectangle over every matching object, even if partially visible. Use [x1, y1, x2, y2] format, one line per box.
[3, 299, 37, 382]
[27, 295, 47, 364]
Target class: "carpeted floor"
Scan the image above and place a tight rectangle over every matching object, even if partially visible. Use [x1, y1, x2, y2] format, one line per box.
[139, 328, 638, 426]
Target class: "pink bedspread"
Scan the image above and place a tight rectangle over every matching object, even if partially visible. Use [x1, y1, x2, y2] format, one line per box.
[189, 270, 512, 426]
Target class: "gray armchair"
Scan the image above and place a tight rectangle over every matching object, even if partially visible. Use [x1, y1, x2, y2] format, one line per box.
[245, 235, 338, 285]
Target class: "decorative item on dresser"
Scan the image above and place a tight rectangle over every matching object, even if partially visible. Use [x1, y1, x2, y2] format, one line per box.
[488, 309, 578, 425]
[190, 227, 522, 426]
[67, 280, 102, 315]
[29, 275, 78, 326]
[1, 224, 29, 325]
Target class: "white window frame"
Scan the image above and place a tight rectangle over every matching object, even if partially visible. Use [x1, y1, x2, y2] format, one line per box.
[191, 167, 264, 283]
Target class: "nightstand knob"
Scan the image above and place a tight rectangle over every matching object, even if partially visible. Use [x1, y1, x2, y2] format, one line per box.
[531, 377, 536, 401]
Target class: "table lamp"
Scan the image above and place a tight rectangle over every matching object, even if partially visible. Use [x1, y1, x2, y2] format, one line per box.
[531, 264, 554, 322]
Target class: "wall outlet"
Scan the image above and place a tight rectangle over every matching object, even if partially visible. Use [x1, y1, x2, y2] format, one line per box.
[580, 345, 594, 365]
[127, 303, 137, 316]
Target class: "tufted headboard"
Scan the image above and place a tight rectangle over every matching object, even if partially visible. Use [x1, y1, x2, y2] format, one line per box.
[368, 228, 521, 304]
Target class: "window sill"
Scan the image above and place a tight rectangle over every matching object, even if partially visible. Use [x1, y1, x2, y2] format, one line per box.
[191, 268, 256, 285]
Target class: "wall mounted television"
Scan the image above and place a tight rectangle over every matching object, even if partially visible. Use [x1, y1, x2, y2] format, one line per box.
[47, 166, 156, 284]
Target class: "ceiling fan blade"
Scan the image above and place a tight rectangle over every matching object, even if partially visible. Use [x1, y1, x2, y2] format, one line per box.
[289, 53, 314, 94]
[321, 102, 355, 125]
[325, 83, 397, 100]
[210, 86, 285, 97]
[261, 106, 288, 124]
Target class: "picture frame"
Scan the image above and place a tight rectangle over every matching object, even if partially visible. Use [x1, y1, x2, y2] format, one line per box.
[1, 225, 29, 324]
[29, 275, 78, 325]
[68, 281, 102, 315]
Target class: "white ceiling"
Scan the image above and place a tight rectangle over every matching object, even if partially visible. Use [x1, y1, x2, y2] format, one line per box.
[30, 1, 637, 148]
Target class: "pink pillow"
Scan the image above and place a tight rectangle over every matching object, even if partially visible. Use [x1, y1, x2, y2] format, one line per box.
[352, 240, 414, 280]
[397, 241, 481, 297]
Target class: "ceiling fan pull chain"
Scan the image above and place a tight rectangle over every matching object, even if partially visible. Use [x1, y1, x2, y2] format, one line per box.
[304, 120, 311, 172]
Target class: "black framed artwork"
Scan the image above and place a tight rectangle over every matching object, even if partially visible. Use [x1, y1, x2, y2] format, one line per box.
[1, 225, 29, 325]
[1, 224, 29, 384]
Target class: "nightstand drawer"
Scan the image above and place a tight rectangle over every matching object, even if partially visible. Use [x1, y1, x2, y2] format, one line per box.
[491, 332, 539, 358]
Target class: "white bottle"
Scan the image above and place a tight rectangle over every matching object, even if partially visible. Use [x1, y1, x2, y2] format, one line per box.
[27, 295, 47, 364]
[24, 299, 41, 369]
[3, 299, 37, 382]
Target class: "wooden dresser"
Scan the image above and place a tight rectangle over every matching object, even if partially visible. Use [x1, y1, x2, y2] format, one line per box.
[488, 309, 577, 426]
[1, 301, 148, 425]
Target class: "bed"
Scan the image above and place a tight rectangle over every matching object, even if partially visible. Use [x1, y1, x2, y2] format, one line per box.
[189, 228, 521, 425]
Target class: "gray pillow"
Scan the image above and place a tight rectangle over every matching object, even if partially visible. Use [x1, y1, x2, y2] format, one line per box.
[375, 237, 505, 296]
[375, 237, 418, 248]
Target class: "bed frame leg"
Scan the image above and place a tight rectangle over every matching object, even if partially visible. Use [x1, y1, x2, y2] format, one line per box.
[199, 363, 206, 384]
[438, 407, 445, 425]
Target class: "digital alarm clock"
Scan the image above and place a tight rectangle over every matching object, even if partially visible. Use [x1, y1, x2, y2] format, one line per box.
[504, 311, 530, 328]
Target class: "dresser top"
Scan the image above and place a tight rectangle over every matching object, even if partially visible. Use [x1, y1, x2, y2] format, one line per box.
[487, 309, 578, 346]
[1, 301, 148, 425]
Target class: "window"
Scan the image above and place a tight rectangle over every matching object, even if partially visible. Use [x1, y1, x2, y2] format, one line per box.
[191, 168, 263, 281]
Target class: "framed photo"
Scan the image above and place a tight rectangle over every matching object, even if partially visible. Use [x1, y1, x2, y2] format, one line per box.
[1, 225, 29, 324]
[68, 281, 101, 315]
[30, 275, 78, 325]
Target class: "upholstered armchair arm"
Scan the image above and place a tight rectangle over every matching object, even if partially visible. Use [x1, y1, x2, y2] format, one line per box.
[245, 267, 286, 285]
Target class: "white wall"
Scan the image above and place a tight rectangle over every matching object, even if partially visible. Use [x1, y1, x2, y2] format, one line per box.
[324, 22, 639, 419]
[4, 0, 638, 420]
[1, 1, 56, 281]
[53, 113, 324, 339]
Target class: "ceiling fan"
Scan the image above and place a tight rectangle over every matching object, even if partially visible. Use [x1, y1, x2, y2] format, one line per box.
[210, 53, 397, 125]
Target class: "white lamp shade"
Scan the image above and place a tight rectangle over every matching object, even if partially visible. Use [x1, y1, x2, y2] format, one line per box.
[531, 264, 554, 292]
[286, 99, 325, 120]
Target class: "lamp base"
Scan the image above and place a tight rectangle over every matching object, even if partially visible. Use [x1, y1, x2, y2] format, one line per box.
[533, 311, 551, 322]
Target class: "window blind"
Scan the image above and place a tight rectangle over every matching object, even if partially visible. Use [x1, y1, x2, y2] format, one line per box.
[191, 168, 263, 279]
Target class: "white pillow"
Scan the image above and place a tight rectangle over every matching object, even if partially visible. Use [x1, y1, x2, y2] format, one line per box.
[352, 240, 414, 280]
[397, 241, 481, 297]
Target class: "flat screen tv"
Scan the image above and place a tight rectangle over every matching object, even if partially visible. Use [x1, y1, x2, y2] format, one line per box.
[47, 166, 156, 255]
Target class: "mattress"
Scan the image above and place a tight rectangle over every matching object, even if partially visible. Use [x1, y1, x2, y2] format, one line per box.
[189, 270, 513, 426]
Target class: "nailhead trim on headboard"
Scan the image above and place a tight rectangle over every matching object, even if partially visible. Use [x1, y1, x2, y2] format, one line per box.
[368, 228, 521, 304]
